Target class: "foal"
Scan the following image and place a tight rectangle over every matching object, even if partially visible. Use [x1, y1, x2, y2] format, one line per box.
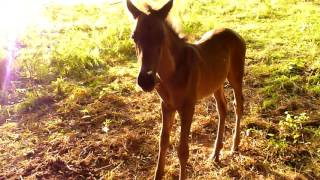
[127, 0, 246, 179]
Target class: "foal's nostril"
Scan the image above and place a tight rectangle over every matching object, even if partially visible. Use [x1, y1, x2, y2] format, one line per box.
[138, 73, 155, 92]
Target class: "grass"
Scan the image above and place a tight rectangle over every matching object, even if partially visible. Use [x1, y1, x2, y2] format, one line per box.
[0, 0, 320, 179]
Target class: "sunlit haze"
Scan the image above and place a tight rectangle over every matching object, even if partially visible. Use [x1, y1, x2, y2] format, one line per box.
[0, 0, 112, 90]
[0, 0, 110, 43]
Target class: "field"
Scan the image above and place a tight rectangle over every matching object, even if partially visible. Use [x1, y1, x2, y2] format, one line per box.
[0, 0, 319, 179]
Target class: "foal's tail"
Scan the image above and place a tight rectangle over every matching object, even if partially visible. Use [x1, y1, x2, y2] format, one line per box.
[227, 29, 246, 88]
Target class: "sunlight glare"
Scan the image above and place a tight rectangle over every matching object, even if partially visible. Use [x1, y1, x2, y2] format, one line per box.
[0, 0, 117, 90]
[0, 0, 46, 90]
[0, 1, 44, 42]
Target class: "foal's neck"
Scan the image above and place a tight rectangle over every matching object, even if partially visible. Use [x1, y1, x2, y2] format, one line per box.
[157, 22, 187, 81]
[165, 23, 186, 61]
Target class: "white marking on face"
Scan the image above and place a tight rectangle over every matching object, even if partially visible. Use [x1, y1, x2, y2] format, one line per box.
[147, 70, 153, 75]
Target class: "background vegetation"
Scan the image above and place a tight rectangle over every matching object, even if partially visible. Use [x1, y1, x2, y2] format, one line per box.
[0, 0, 319, 179]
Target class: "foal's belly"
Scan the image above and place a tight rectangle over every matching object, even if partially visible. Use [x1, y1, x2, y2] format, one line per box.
[196, 59, 229, 99]
[196, 76, 226, 99]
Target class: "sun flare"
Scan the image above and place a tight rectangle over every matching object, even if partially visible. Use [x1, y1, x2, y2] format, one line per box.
[0, 0, 110, 90]
[0, 1, 46, 90]
[0, 1, 44, 41]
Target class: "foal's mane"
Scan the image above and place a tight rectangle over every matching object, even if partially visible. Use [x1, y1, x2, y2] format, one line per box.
[145, 3, 187, 42]
[163, 21, 187, 42]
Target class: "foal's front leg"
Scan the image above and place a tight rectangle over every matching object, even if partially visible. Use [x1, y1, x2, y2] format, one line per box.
[155, 101, 175, 180]
[177, 102, 195, 180]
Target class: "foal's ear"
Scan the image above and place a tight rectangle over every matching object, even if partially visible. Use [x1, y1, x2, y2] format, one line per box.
[156, 0, 173, 19]
[127, 0, 142, 19]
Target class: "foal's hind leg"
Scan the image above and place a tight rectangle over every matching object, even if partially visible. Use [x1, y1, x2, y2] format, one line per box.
[211, 87, 227, 162]
[228, 76, 244, 152]
[228, 41, 245, 152]
[231, 86, 243, 152]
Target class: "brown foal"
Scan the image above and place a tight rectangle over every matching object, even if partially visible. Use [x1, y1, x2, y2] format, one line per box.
[126, 0, 246, 179]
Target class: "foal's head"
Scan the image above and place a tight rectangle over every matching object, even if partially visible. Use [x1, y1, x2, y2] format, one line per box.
[127, 0, 173, 92]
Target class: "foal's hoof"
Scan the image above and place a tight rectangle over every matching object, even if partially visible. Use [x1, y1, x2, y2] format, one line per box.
[231, 147, 239, 154]
[209, 153, 220, 163]
[154, 171, 164, 180]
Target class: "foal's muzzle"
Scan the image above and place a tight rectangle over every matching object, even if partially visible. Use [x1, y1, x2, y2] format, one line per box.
[138, 71, 156, 92]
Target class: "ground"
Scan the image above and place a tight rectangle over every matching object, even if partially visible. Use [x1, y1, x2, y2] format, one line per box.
[0, 0, 320, 179]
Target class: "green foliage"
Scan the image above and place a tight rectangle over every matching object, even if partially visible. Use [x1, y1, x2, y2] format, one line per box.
[13, 91, 52, 113]
[267, 112, 316, 157]
[16, 3, 135, 81]
[14, 91, 39, 113]
[268, 138, 289, 154]
[57, 85, 92, 115]
[65, 86, 91, 105]
[16, 31, 52, 80]
[279, 112, 309, 144]
[262, 98, 276, 110]
[306, 61, 320, 96]
[51, 77, 74, 96]
[11, 0, 319, 102]
[49, 29, 106, 78]
[98, 63, 139, 96]
[308, 85, 320, 96]
[45, 4, 101, 23]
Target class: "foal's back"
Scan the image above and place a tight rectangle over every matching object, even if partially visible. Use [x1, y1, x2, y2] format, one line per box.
[193, 28, 246, 99]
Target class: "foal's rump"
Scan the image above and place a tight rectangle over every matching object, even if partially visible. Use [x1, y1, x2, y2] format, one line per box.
[194, 28, 246, 98]
[197, 28, 246, 63]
